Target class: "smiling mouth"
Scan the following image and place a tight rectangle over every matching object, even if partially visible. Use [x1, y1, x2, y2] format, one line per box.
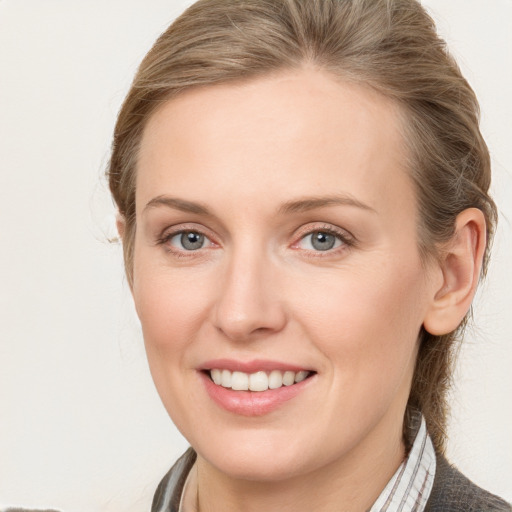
[206, 369, 315, 392]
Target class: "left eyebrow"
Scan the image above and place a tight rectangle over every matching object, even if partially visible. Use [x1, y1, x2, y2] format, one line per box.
[143, 195, 212, 216]
[278, 194, 377, 215]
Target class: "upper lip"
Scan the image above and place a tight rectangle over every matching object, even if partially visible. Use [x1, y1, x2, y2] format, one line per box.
[199, 358, 314, 374]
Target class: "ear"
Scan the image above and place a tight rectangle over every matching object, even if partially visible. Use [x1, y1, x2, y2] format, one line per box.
[116, 212, 126, 240]
[423, 208, 487, 336]
[115, 212, 136, 293]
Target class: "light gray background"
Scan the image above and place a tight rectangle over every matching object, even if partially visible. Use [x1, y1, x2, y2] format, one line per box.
[0, 1, 510, 510]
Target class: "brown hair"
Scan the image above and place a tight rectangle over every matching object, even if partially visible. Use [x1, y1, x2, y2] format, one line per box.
[108, 0, 497, 453]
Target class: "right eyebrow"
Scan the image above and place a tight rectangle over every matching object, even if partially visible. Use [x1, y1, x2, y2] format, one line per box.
[278, 194, 376, 215]
[142, 195, 211, 216]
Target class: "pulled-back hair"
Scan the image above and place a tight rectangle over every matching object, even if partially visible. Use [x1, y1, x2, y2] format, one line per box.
[108, 0, 497, 453]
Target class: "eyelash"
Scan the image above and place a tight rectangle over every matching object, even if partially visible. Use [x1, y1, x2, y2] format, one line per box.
[156, 223, 355, 257]
[156, 225, 217, 258]
[291, 224, 355, 256]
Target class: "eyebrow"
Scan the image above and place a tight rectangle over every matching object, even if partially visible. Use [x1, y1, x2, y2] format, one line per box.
[143, 193, 376, 217]
[143, 195, 211, 216]
[278, 195, 376, 215]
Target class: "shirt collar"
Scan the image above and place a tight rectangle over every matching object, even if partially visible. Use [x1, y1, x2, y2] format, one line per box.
[369, 411, 436, 512]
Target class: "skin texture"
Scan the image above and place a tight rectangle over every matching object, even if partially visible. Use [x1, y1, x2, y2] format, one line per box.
[127, 68, 486, 512]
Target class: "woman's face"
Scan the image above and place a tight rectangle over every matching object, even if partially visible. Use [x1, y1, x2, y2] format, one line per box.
[132, 68, 439, 481]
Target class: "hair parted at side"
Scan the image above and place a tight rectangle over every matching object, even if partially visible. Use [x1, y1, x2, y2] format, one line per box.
[108, 0, 497, 453]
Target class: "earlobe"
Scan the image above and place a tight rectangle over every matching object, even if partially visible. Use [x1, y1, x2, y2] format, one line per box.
[116, 212, 126, 240]
[423, 208, 487, 336]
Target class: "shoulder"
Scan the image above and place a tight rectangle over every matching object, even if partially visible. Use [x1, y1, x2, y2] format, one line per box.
[425, 454, 511, 512]
[151, 448, 196, 512]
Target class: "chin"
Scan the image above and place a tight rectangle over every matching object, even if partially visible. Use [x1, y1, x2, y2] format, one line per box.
[192, 427, 327, 483]
[205, 450, 308, 482]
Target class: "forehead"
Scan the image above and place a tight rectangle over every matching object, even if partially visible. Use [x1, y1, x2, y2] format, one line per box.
[136, 67, 413, 219]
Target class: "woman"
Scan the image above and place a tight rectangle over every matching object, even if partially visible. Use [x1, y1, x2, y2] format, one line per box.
[108, 0, 511, 510]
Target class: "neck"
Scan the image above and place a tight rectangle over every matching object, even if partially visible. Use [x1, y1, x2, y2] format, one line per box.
[194, 421, 405, 512]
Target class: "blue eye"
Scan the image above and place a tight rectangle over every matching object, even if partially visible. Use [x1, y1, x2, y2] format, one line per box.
[170, 231, 208, 251]
[299, 231, 343, 251]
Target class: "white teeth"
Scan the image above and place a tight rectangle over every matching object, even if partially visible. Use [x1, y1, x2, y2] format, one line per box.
[249, 371, 269, 392]
[282, 371, 295, 386]
[295, 370, 309, 383]
[268, 370, 283, 389]
[231, 371, 249, 391]
[221, 369, 232, 388]
[211, 368, 222, 385]
[209, 369, 311, 392]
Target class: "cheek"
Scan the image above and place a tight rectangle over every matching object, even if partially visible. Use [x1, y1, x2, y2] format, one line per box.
[133, 243, 208, 324]
[131, 249, 213, 373]
[131, 259, 215, 430]
[294, 257, 427, 384]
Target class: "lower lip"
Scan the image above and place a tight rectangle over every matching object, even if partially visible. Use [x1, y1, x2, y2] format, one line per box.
[200, 372, 314, 416]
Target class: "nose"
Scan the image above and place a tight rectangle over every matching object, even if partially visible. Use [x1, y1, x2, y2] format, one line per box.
[212, 247, 287, 342]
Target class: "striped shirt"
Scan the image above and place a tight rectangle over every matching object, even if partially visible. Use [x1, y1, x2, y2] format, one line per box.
[369, 412, 436, 512]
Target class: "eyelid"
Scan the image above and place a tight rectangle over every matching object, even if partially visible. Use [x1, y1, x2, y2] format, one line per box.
[291, 223, 356, 251]
[169, 231, 213, 250]
[156, 223, 219, 249]
[155, 222, 354, 255]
